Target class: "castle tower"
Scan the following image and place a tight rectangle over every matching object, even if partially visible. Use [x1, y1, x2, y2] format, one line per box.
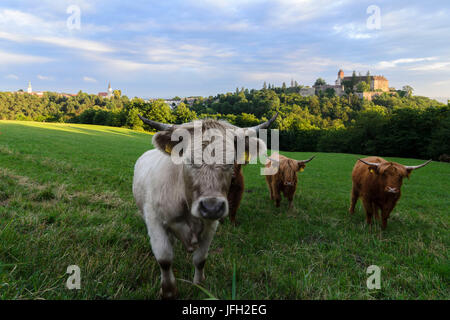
[335, 69, 344, 85]
[27, 81, 32, 94]
[107, 82, 112, 98]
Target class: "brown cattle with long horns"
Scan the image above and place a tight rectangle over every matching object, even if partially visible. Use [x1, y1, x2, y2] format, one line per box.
[265, 152, 315, 209]
[349, 156, 432, 229]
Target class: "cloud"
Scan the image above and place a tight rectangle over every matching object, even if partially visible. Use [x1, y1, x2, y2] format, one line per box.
[0, 9, 114, 53]
[0, 50, 52, 64]
[376, 57, 437, 69]
[83, 76, 97, 83]
[5, 74, 19, 80]
[332, 23, 377, 40]
[35, 36, 114, 53]
[268, 0, 351, 26]
[409, 61, 450, 71]
[37, 75, 53, 80]
[187, 0, 262, 15]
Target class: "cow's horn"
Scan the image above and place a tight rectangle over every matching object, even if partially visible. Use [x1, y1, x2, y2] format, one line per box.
[404, 159, 432, 170]
[138, 114, 173, 131]
[298, 155, 315, 164]
[246, 112, 279, 132]
[358, 159, 380, 166]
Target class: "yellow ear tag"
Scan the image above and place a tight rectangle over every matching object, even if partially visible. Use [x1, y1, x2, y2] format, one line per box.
[370, 169, 374, 173]
[165, 145, 172, 154]
[300, 168, 304, 172]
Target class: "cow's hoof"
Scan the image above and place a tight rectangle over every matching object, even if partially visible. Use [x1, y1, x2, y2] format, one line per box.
[194, 270, 206, 284]
[160, 285, 178, 300]
[193, 276, 205, 285]
[159, 288, 178, 300]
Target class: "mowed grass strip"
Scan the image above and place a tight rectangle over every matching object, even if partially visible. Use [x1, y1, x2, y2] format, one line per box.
[0, 120, 448, 299]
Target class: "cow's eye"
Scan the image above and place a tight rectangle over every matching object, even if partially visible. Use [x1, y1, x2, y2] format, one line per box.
[187, 163, 203, 169]
[221, 164, 234, 171]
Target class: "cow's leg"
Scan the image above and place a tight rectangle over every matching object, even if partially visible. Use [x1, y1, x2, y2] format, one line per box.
[193, 221, 218, 284]
[145, 216, 177, 299]
[381, 206, 394, 230]
[227, 177, 244, 225]
[273, 183, 282, 207]
[285, 190, 294, 210]
[349, 186, 359, 214]
[266, 176, 274, 200]
[373, 205, 381, 221]
[362, 198, 374, 226]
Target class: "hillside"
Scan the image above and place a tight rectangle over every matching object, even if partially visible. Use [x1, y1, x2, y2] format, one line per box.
[0, 121, 448, 299]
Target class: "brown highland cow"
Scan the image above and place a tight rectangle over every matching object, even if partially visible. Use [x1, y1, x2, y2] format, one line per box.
[350, 156, 432, 229]
[265, 153, 315, 209]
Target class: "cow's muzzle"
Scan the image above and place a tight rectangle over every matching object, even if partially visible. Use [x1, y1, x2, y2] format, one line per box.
[198, 197, 227, 220]
[385, 186, 399, 194]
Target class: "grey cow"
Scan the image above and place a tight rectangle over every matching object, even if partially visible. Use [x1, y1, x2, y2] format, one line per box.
[132, 114, 277, 298]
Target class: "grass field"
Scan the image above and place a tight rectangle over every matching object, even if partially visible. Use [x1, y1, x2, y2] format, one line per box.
[0, 120, 448, 300]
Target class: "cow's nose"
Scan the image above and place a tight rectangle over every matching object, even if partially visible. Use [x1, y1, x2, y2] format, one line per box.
[386, 186, 399, 193]
[199, 198, 226, 220]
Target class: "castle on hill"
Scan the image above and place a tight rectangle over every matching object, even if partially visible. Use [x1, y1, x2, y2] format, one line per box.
[300, 69, 391, 100]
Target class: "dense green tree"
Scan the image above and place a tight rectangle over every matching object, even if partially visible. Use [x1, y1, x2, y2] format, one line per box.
[314, 78, 326, 86]
[356, 81, 370, 92]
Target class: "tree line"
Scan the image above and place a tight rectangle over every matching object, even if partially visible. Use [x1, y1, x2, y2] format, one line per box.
[0, 87, 448, 160]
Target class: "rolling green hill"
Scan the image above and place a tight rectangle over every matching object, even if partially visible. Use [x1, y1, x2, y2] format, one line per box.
[0, 120, 448, 299]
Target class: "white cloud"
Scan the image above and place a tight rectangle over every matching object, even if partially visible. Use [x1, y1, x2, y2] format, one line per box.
[376, 57, 437, 69]
[5, 74, 19, 80]
[187, 0, 262, 14]
[37, 75, 53, 80]
[35, 36, 114, 53]
[332, 23, 377, 40]
[0, 9, 114, 53]
[81, 36, 236, 74]
[0, 50, 52, 64]
[268, 0, 350, 26]
[83, 76, 97, 83]
[409, 61, 450, 71]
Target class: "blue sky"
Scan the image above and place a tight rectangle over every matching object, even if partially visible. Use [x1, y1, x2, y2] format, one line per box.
[0, 0, 449, 100]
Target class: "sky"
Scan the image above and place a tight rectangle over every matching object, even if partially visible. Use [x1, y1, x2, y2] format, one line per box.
[0, 0, 449, 101]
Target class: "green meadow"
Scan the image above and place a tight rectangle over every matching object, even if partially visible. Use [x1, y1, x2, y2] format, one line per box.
[0, 120, 448, 299]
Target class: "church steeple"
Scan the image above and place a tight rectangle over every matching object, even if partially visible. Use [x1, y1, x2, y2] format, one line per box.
[107, 81, 112, 98]
[27, 81, 32, 94]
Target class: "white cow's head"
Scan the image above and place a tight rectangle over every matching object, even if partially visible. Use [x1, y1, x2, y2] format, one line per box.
[139, 113, 278, 220]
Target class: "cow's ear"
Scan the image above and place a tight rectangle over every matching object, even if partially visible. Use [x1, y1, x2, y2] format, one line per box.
[297, 162, 306, 172]
[152, 130, 183, 156]
[368, 165, 378, 174]
[246, 136, 267, 163]
[235, 135, 267, 164]
[405, 169, 413, 179]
